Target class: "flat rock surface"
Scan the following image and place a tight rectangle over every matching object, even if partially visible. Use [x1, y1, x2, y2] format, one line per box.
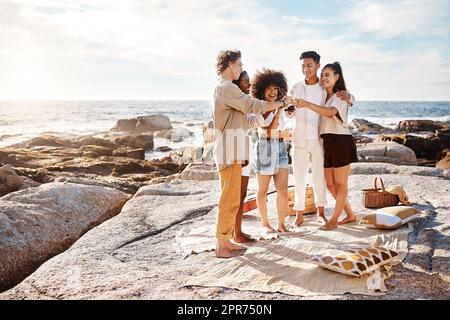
[0, 182, 129, 292]
[1, 171, 448, 300]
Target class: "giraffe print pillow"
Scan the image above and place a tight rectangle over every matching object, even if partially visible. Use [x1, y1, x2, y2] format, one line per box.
[309, 246, 399, 277]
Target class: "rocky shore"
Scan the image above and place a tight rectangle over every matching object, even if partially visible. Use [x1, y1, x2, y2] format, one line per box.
[0, 115, 449, 299]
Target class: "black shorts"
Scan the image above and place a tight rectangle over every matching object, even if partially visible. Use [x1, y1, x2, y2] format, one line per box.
[321, 134, 358, 168]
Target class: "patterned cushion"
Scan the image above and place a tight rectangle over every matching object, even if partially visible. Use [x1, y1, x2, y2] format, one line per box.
[309, 246, 399, 277]
[360, 206, 419, 230]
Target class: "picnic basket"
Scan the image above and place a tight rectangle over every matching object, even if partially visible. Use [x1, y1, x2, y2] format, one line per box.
[362, 177, 399, 208]
[287, 185, 317, 215]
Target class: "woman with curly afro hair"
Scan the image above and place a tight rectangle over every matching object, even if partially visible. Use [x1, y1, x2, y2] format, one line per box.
[251, 69, 292, 233]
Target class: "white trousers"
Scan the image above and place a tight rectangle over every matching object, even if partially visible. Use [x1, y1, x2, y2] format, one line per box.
[292, 140, 327, 211]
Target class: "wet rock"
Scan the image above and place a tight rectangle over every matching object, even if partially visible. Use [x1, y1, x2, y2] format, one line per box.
[114, 135, 154, 150]
[375, 133, 448, 161]
[156, 146, 172, 152]
[112, 148, 145, 160]
[0, 182, 128, 292]
[350, 119, 396, 134]
[396, 120, 450, 133]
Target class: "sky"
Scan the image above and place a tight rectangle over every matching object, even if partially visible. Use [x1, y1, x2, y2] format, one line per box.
[0, 0, 449, 101]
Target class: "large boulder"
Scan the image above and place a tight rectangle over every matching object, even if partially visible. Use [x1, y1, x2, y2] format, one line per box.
[0, 182, 128, 291]
[396, 120, 450, 133]
[357, 142, 418, 166]
[0, 180, 221, 299]
[135, 115, 172, 132]
[114, 119, 138, 132]
[350, 119, 396, 134]
[375, 133, 448, 161]
[112, 114, 172, 133]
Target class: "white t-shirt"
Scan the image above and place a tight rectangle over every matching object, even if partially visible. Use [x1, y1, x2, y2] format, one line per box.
[303, 82, 323, 140]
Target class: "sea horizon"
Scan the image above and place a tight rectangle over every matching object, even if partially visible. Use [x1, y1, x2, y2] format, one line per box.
[1, 100, 449, 155]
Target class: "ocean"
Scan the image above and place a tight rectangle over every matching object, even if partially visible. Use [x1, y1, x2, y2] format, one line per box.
[1, 100, 449, 158]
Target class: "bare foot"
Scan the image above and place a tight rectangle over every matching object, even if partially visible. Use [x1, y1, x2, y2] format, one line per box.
[294, 211, 304, 226]
[319, 221, 338, 231]
[226, 241, 247, 251]
[317, 214, 328, 224]
[233, 232, 256, 244]
[338, 214, 357, 225]
[263, 224, 277, 233]
[277, 224, 288, 233]
[215, 246, 242, 258]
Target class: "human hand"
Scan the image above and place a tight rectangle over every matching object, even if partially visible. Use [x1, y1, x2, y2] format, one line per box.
[282, 95, 294, 106]
[294, 99, 309, 108]
[336, 90, 350, 102]
[280, 129, 292, 141]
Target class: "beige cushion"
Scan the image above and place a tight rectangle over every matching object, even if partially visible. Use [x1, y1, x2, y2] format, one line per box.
[360, 206, 419, 230]
[309, 246, 399, 277]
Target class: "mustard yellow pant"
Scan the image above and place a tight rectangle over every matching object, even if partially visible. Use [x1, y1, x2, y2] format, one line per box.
[216, 163, 242, 240]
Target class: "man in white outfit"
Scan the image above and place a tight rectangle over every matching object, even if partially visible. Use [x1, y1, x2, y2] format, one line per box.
[285, 51, 354, 226]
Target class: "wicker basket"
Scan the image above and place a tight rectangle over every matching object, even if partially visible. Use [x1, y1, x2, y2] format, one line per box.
[362, 177, 399, 208]
[287, 185, 317, 215]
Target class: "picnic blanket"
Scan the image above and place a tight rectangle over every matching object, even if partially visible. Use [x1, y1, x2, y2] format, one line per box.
[181, 211, 412, 296]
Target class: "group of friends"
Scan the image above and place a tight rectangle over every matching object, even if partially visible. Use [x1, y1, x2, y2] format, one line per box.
[211, 50, 358, 258]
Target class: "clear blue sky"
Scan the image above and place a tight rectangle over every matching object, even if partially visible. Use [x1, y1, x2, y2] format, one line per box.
[0, 0, 449, 100]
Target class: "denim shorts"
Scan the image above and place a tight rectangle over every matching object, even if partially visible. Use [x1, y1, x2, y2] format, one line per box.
[252, 139, 289, 175]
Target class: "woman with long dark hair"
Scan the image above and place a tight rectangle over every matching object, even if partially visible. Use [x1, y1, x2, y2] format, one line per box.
[294, 62, 357, 231]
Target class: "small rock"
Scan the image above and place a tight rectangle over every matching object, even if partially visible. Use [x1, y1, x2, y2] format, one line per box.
[156, 146, 172, 152]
